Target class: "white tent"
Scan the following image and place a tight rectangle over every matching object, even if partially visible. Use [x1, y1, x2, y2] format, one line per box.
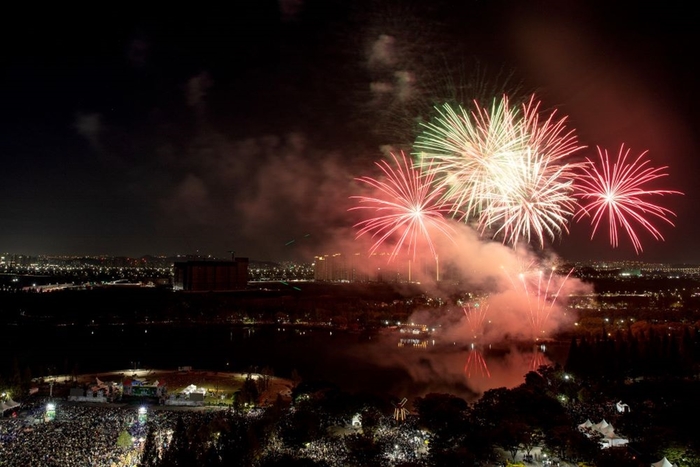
[578, 419, 593, 430]
[599, 424, 616, 438]
[592, 419, 610, 432]
[600, 434, 629, 449]
[651, 457, 675, 467]
[0, 398, 20, 413]
[578, 418, 628, 449]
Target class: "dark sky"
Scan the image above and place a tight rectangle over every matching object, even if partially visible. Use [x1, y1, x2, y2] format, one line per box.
[1, 1, 698, 264]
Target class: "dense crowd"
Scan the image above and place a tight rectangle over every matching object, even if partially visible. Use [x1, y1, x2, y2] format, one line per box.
[0, 396, 433, 467]
[0, 396, 645, 467]
[0, 398, 220, 467]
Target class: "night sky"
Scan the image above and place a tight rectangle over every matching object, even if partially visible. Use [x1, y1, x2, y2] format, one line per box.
[1, 1, 698, 264]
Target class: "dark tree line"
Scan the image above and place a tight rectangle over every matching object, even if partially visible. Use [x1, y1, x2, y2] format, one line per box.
[131, 364, 700, 467]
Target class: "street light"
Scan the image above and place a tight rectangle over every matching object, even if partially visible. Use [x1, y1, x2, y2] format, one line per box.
[46, 403, 56, 421]
[138, 406, 148, 424]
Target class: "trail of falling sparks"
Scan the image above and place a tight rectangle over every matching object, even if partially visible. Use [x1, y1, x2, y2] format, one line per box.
[462, 301, 489, 340]
[464, 344, 491, 379]
[502, 264, 573, 339]
[529, 344, 551, 371]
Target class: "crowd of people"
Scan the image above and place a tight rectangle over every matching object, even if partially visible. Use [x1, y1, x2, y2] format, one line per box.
[0, 395, 433, 467]
[0, 397, 220, 467]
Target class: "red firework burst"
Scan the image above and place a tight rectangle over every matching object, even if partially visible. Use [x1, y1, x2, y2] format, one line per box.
[574, 145, 683, 254]
[349, 151, 455, 261]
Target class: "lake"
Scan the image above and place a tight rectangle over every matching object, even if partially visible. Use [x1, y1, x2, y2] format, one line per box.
[0, 322, 569, 401]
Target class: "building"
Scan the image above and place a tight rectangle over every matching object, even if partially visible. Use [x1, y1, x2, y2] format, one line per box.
[314, 252, 427, 283]
[173, 258, 249, 291]
[314, 253, 363, 282]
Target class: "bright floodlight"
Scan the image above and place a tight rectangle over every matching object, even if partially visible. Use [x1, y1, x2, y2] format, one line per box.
[47, 403, 55, 411]
[138, 406, 147, 414]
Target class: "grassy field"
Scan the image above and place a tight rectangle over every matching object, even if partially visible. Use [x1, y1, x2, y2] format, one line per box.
[61, 368, 294, 406]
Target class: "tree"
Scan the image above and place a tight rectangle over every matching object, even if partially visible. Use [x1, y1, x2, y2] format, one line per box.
[218, 417, 256, 466]
[20, 366, 32, 397]
[426, 435, 480, 467]
[492, 422, 525, 460]
[344, 432, 386, 467]
[117, 430, 133, 449]
[594, 446, 640, 467]
[260, 365, 274, 392]
[565, 337, 581, 374]
[359, 406, 382, 439]
[290, 369, 302, 388]
[139, 424, 160, 467]
[278, 404, 323, 450]
[257, 453, 328, 467]
[665, 447, 700, 467]
[546, 424, 598, 464]
[413, 393, 468, 434]
[5, 357, 23, 399]
[239, 375, 259, 407]
[160, 415, 197, 467]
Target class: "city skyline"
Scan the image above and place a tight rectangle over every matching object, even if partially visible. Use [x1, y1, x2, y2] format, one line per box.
[1, 2, 698, 264]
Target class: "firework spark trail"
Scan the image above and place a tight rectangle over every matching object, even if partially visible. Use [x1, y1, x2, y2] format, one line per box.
[574, 145, 683, 254]
[464, 345, 491, 378]
[462, 300, 489, 339]
[536, 267, 572, 337]
[349, 151, 456, 261]
[520, 96, 583, 163]
[480, 147, 579, 248]
[478, 97, 585, 246]
[414, 97, 525, 221]
[529, 344, 550, 371]
[505, 265, 573, 338]
[414, 94, 585, 249]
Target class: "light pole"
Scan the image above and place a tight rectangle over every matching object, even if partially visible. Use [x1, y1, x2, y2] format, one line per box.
[138, 406, 148, 425]
[46, 402, 56, 422]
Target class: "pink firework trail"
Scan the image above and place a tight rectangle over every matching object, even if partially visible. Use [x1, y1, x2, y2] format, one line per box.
[464, 344, 491, 379]
[504, 265, 573, 339]
[350, 151, 456, 261]
[574, 145, 683, 254]
[529, 344, 551, 371]
[462, 301, 489, 340]
[519, 96, 584, 164]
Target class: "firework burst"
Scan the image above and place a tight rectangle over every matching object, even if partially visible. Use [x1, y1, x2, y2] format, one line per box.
[414, 96, 524, 220]
[414, 94, 585, 249]
[349, 151, 455, 261]
[480, 147, 579, 248]
[574, 145, 683, 254]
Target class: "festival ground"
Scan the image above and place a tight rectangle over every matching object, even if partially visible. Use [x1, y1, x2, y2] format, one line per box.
[39, 368, 295, 407]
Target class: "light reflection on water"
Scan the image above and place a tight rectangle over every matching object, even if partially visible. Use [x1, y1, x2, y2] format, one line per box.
[1, 324, 567, 402]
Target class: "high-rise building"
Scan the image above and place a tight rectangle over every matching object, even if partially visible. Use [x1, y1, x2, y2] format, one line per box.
[173, 257, 249, 291]
[313, 253, 414, 283]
